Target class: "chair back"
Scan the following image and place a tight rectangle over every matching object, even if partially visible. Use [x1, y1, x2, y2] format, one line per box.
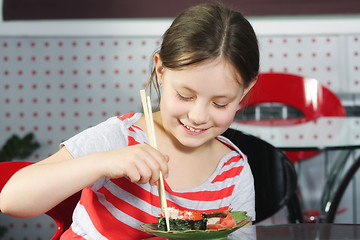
[222, 128, 304, 224]
[0, 161, 81, 240]
[322, 155, 360, 223]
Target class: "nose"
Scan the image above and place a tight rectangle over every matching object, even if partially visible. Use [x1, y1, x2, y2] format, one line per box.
[187, 101, 209, 125]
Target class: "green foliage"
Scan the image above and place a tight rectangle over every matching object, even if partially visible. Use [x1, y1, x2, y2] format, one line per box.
[0, 219, 8, 239]
[0, 225, 8, 238]
[0, 133, 40, 162]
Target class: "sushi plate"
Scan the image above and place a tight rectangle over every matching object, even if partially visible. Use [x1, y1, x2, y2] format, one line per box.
[140, 211, 252, 240]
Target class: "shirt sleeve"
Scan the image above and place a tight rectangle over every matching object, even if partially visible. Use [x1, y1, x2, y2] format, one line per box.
[60, 117, 129, 190]
[61, 117, 128, 158]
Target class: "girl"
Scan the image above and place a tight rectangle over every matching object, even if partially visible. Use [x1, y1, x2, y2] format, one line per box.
[0, 3, 259, 239]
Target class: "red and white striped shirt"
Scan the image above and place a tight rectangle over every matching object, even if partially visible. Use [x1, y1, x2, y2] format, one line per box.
[60, 112, 255, 239]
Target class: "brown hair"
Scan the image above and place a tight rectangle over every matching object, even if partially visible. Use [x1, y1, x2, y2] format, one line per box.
[147, 3, 259, 106]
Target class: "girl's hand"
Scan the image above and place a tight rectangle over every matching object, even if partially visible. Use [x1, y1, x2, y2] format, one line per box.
[102, 144, 169, 186]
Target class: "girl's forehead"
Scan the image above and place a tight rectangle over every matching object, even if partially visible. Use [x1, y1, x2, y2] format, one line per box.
[165, 58, 245, 98]
[172, 57, 244, 87]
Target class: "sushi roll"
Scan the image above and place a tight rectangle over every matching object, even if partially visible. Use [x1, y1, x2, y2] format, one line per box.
[157, 207, 207, 231]
[157, 207, 235, 231]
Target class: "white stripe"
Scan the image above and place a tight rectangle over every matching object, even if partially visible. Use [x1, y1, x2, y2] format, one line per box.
[71, 203, 107, 240]
[128, 127, 148, 145]
[96, 191, 147, 229]
[106, 179, 156, 212]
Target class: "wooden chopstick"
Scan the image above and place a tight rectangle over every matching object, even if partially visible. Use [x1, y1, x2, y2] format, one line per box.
[140, 90, 170, 231]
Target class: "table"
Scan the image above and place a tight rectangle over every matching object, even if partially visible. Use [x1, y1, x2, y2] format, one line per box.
[228, 223, 360, 240]
[230, 117, 360, 150]
[230, 116, 360, 223]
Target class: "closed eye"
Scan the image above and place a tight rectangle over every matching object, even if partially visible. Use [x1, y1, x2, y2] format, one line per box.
[213, 102, 228, 108]
[176, 93, 193, 101]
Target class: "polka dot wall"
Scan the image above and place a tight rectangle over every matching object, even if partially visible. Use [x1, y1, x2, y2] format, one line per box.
[0, 32, 360, 238]
[1, 37, 160, 239]
[347, 35, 360, 93]
[0, 214, 55, 240]
[2, 35, 359, 160]
[258, 34, 360, 93]
[1, 37, 160, 159]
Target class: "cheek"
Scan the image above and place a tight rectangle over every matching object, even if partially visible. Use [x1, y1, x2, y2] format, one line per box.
[212, 108, 237, 127]
[160, 95, 188, 117]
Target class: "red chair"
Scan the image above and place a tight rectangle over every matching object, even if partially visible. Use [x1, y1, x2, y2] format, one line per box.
[0, 161, 81, 240]
[238, 72, 346, 163]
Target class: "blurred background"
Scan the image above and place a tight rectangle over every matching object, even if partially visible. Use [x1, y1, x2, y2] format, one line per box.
[1, 0, 360, 239]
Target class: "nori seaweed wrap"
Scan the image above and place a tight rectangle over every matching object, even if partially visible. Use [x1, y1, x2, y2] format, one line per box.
[156, 207, 233, 231]
[157, 217, 207, 231]
[157, 207, 207, 231]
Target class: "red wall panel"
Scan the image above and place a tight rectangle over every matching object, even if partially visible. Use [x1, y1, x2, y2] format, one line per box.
[3, 0, 360, 21]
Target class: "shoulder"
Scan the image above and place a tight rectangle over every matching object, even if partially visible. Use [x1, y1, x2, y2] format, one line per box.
[117, 112, 141, 123]
[211, 135, 254, 184]
[97, 112, 145, 142]
[62, 112, 143, 157]
[216, 135, 248, 165]
[99, 112, 144, 133]
[78, 112, 142, 137]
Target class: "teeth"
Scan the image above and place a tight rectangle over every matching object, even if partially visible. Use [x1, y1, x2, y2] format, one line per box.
[185, 125, 201, 133]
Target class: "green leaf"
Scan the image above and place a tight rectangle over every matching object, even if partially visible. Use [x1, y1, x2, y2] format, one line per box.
[0, 132, 40, 162]
[0, 225, 8, 237]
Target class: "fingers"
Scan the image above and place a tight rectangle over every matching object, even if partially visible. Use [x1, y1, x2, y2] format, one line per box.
[135, 150, 168, 185]
[123, 164, 141, 184]
[118, 144, 169, 185]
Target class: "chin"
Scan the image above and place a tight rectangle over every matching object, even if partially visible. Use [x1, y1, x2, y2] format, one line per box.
[178, 139, 207, 149]
[176, 131, 217, 149]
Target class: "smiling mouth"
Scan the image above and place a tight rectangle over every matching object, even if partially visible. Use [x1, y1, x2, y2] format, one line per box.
[185, 125, 201, 133]
[182, 123, 209, 134]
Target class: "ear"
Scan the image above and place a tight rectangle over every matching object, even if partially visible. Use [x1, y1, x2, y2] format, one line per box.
[154, 53, 164, 85]
[240, 79, 257, 101]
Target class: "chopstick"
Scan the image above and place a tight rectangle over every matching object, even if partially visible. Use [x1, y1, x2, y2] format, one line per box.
[140, 89, 170, 231]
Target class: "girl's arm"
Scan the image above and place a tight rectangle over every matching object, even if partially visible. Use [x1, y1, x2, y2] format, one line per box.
[0, 144, 168, 218]
[0, 147, 103, 218]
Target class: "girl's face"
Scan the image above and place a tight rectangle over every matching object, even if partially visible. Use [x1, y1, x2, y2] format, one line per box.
[155, 54, 255, 149]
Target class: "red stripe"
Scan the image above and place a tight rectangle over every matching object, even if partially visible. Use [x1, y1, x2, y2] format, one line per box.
[222, 155, 241, 167]
[109, 178, 228, 215]
[117, 112, 135, 121]
[132, 125, 143, 131]
[129, 126, 136, 132]
[113, 177, 235, 203]
[98, 186, 157, 224]
[128, 135, 141, 146]
[211, 166, 244, 183]
[80, 187, 152, 240]
[111, 177, 161, 208]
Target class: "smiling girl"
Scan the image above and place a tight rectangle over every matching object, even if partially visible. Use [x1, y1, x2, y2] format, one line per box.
[0, 3, 259, 239]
